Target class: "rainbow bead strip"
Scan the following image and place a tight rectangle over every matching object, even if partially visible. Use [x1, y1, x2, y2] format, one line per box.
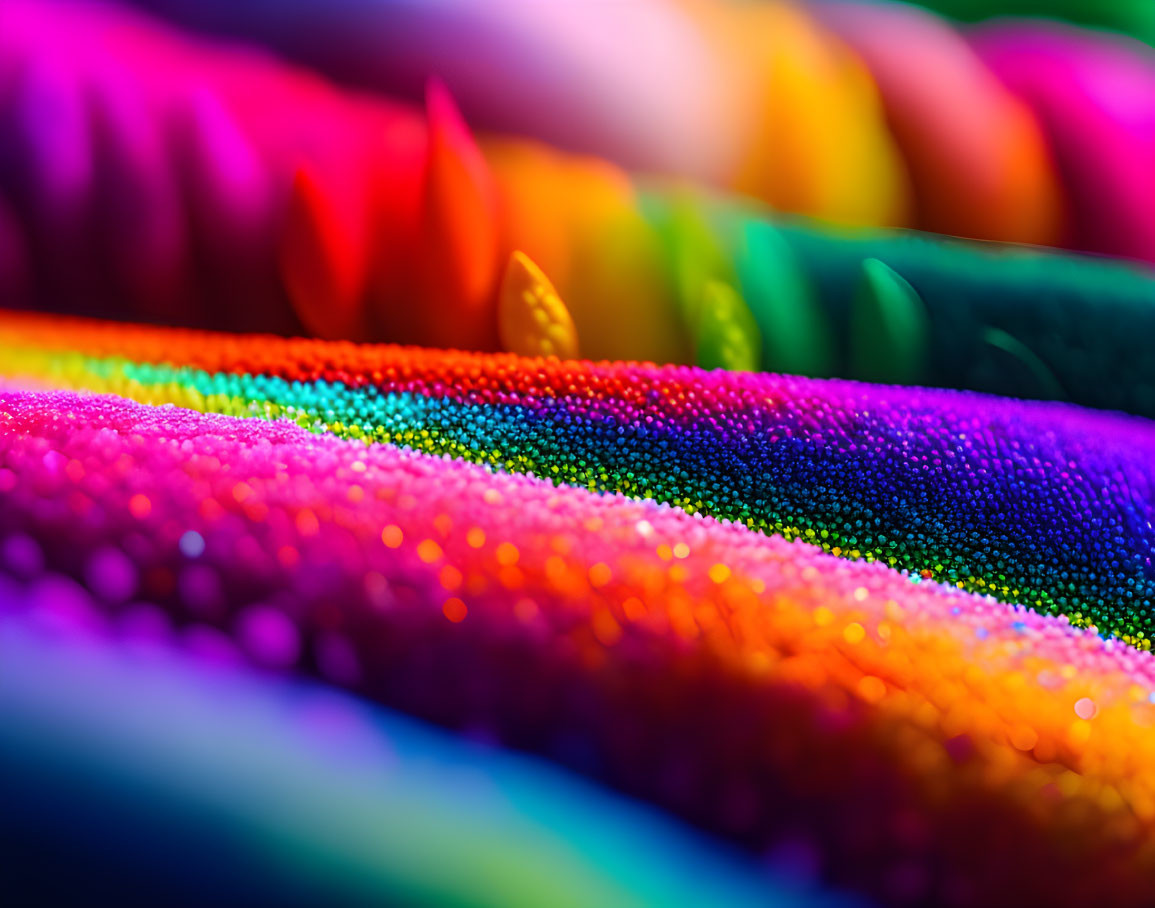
[5, 380, 1155, 905]
[5, 310, 1155, 649]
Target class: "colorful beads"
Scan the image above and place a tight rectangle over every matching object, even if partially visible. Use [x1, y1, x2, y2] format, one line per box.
[5, 2, 1155, 902]
[4, 384, 1155, 904]
[5, 310, 1155, 653]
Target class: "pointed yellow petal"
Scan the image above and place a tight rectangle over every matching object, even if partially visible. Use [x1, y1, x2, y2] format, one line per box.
[498, 250, 579, 360]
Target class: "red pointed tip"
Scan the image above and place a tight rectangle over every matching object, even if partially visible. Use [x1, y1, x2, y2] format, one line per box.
[281, 165, 368, 341]
[423, 76, 484, 180]
[424, 76, 459, 128]
[419, 76, 500, 349]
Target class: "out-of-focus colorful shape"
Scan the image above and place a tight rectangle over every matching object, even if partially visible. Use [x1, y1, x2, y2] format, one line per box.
[972, 23, 1155, 263]
[1, 609, 833, 908]
[120, 0, 1155, 257]
[873, 0, 1155, 46]
[811, 0, 1062, 244]
[3, 1, 1155, 417]
[124, 0, 911, 230]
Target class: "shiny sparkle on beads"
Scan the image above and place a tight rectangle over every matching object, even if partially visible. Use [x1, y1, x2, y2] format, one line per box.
[6, 311, 1155, 648]
[5, 388, 1155, 905]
